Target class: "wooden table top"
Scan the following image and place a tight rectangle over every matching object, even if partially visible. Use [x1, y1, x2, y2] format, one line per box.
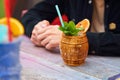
[20, 36, 120, 80]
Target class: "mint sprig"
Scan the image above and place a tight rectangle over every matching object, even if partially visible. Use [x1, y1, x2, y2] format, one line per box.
[59, 21, 84, 36]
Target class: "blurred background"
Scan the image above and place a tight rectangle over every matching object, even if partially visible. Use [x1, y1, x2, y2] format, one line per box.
[0, 0, 43, 20]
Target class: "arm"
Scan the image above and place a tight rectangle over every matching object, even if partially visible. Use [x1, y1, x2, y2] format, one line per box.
[87, 32, 120, 56]
[21, 0, 64, 37]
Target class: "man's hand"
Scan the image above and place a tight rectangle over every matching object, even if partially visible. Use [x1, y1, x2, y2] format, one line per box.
[30, 20, 50, 46]
[37, 25, 62, 50]
[30, 20, 62, 50]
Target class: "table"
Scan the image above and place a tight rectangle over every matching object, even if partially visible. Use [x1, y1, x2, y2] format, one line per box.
[20, 36, 120, 80]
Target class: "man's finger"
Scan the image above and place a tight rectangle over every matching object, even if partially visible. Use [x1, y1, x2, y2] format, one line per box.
[36, 20, 50, 28]
[31, 35, 42, 46]
[37, 26, 52, 35]
[37, 29, 53, 41]
[41, 36, 52, 46]
[45, 39, 59, 50]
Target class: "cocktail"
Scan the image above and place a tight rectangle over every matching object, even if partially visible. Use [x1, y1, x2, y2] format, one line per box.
[0, 17, 24, 79]
[59, 19, 90, 66]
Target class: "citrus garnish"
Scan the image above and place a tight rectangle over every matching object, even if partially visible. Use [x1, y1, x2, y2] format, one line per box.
[0, 17, 24, 37]
[76, 19, 90, 33]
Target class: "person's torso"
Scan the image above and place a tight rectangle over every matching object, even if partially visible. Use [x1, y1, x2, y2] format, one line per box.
[64, 0, 120, 33]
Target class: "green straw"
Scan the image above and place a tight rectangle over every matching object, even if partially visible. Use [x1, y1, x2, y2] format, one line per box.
[55, 5, 64, 27]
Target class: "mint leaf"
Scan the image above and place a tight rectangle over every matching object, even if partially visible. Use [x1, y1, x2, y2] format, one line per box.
[67, 21, 76, 31]
[77, 27, 84, 31]
[58, 27, 65, 31]
[58, 21, 84, 36]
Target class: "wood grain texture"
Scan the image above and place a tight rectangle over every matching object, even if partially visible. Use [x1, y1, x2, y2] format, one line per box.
[60, 33, 88, 66]
[20, 36, 120, 80]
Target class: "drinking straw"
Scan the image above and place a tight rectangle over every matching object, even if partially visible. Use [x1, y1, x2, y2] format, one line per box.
[55, 5, 64, 27]
[4, 0, 12, 42]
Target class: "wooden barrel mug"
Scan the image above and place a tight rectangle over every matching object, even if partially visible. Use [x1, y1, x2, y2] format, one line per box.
[60, 33, 89, 66]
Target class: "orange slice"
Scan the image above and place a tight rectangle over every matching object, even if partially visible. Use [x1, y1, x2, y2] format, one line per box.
[0, 17, 24, 37]
[76, 19, 90, 33]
